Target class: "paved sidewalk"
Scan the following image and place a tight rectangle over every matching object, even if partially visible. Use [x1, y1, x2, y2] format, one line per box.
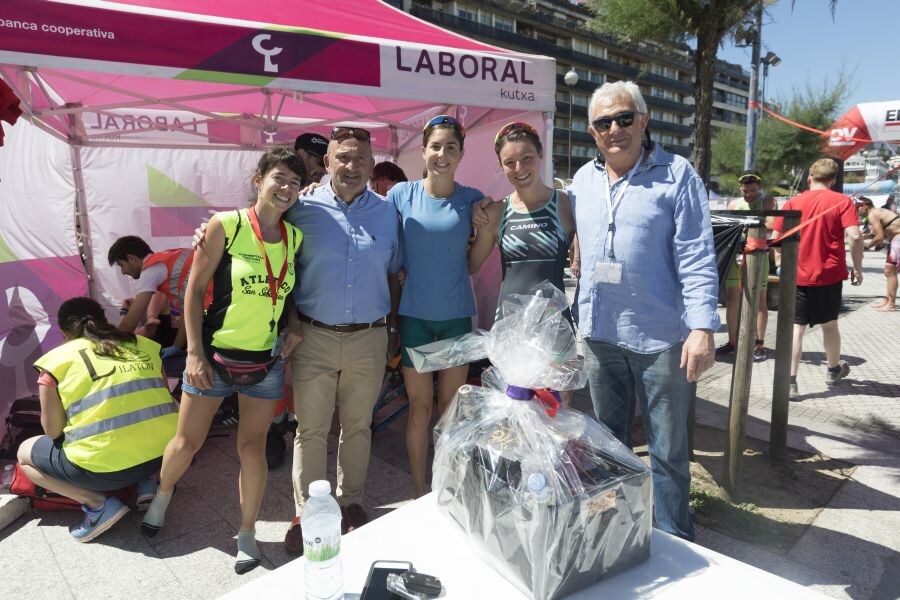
[704, 249, 900, 436]
[0, 251, 897, 599]
[694, 249, 900, 600]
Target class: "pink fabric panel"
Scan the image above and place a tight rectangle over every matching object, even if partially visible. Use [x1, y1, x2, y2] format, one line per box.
[112, 0, 502, 52]
[0, 256, 87, 428]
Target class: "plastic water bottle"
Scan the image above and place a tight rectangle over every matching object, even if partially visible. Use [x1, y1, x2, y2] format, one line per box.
[302, 480, 343, 600]
[1, 464, 14, 491]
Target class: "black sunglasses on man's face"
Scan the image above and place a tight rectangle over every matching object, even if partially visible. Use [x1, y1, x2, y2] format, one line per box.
[331, 127, 371, 143]
[591, 111, 639, 132]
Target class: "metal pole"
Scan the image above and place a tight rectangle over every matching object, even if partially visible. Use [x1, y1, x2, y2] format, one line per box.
[723, 223, 767, 498]
[743, 1, 763, 171]
[567, 90, 573, 180]
[543, 111, 554, 185]
[770, 214, 800, 456]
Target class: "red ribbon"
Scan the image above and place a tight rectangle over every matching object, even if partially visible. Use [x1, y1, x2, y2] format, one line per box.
[246, 206, 289, 330]
[533, 389, 561, 418]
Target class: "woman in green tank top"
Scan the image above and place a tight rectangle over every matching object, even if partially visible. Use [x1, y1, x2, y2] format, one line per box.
[141, 148, 305, 575]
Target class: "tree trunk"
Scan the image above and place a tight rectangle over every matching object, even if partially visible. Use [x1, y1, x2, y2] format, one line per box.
[691, 26, 721, 187]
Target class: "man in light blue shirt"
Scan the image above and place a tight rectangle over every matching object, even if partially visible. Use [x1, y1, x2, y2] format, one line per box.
[567, 81, 719, 541]
[282, 128, 403, 555]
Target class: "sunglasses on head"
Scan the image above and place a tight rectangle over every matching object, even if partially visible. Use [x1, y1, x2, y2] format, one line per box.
[739, 175, 761, 184]
[591, 111, 639, 132]
[423, 115, 465, 137]
[331, 127, 371, 143]
[493, 122, 540, 146]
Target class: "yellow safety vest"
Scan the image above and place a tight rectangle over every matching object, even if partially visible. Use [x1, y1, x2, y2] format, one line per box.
[34, 336, 177, 473]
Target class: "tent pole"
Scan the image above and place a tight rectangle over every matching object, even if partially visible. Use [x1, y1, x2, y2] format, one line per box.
[69, 140, 97, 300]
[543, 111, 554, 185]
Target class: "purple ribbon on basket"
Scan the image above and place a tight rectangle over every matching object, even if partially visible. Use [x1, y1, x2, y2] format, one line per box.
[505, 385, 534, 401]
[505, 385, 562, 417]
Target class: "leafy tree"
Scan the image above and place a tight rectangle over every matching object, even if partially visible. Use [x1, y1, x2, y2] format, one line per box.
[586, 0, 756, 185]
[712, 73, 851, 195]
[586, 0, 837, 187]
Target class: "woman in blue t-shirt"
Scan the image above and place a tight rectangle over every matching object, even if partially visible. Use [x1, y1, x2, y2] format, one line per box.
[388, 115, 486, 498]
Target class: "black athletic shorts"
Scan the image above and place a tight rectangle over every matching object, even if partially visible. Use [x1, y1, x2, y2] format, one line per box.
[795, 281, 842, 326]
[30, 435, 161, 492]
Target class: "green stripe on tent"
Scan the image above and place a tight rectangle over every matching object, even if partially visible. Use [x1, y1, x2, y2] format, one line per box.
[147, 165, 208, 207]
[174, 69, 275, 87]
[0, 234, 19, 263]
[266, 25, 344, 39]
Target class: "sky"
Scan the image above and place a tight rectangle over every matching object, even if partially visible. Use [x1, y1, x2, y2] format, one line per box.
[717, 0, 899, 117]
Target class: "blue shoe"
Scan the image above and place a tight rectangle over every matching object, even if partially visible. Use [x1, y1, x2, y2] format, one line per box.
[136, 478, 158, 512]
[71, 496, 130, 543]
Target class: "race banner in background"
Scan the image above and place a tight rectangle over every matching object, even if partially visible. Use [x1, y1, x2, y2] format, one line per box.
[824, 101, 900, 160]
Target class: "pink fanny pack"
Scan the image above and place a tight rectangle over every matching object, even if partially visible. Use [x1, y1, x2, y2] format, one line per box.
[210, 348, 276, 386]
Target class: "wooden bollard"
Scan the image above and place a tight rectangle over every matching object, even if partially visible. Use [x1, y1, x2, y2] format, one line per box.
[722, 223, 767, 499]
[770, 214, 800, 457]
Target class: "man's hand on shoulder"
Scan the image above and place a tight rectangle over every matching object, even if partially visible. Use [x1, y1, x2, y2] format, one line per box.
[681, 329, 714, 382]
[300, 181, 322, 197]
[192, 220, 209, 250]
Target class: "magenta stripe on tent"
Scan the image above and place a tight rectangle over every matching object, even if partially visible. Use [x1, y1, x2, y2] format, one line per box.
[4, 0, 379, 86]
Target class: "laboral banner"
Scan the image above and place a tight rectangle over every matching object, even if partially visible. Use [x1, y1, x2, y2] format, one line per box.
[382, 42, 556, 111]
[825, 101, 900, 160]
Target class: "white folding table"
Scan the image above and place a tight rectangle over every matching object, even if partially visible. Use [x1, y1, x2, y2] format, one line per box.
[220, 493, 829, 599]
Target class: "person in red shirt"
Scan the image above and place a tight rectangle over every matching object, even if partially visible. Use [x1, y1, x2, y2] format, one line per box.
[772, 158, 863, 400]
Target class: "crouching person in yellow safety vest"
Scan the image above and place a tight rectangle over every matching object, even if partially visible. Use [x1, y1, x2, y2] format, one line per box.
[17, 296, 177, 543]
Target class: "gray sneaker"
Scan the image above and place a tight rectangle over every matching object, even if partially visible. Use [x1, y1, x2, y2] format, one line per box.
[826, 360, 850, 386]
[789, 382, 800, 401]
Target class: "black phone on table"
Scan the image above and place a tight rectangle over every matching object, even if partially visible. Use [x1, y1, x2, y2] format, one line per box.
[360, 560, 414, 600]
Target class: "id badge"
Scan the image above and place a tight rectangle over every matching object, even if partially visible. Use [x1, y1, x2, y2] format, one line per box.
[593, 260, 623, 284]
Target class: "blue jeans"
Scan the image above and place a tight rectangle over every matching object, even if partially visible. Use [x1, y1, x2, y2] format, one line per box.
[583, 338, 695, 541]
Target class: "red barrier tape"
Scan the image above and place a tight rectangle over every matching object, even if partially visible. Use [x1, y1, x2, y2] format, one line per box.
[750, 101, 873, 145]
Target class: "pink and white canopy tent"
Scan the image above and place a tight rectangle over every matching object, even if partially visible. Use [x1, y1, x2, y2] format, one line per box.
[0, 0, 556, 427]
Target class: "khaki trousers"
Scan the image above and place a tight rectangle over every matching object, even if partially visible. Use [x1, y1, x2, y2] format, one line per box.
[291, 322, 386, 512]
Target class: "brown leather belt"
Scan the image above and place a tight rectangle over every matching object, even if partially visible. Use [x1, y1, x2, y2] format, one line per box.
[298, 313, 387, 333]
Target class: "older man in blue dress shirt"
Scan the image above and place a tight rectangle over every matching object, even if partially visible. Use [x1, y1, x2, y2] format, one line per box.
[283, 127, 403, 554]
[567, 81, 719, 541]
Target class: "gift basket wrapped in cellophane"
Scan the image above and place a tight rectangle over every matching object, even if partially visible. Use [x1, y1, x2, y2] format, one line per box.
[408, 282, 652, 600]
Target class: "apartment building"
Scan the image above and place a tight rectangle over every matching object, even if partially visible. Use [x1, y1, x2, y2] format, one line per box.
[386, 0, 750, 179]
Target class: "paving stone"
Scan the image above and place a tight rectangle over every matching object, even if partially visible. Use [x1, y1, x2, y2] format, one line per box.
[0, 515, 76, 600]
[46, 517, 179, 600]
[789, 517, 893, 600]
[696, 525, 853, 600]
[153, 520, 272, 598]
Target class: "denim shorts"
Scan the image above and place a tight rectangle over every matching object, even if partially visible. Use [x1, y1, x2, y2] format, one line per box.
[181, 356, 285, 400]
[399, 315, 472, 368]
